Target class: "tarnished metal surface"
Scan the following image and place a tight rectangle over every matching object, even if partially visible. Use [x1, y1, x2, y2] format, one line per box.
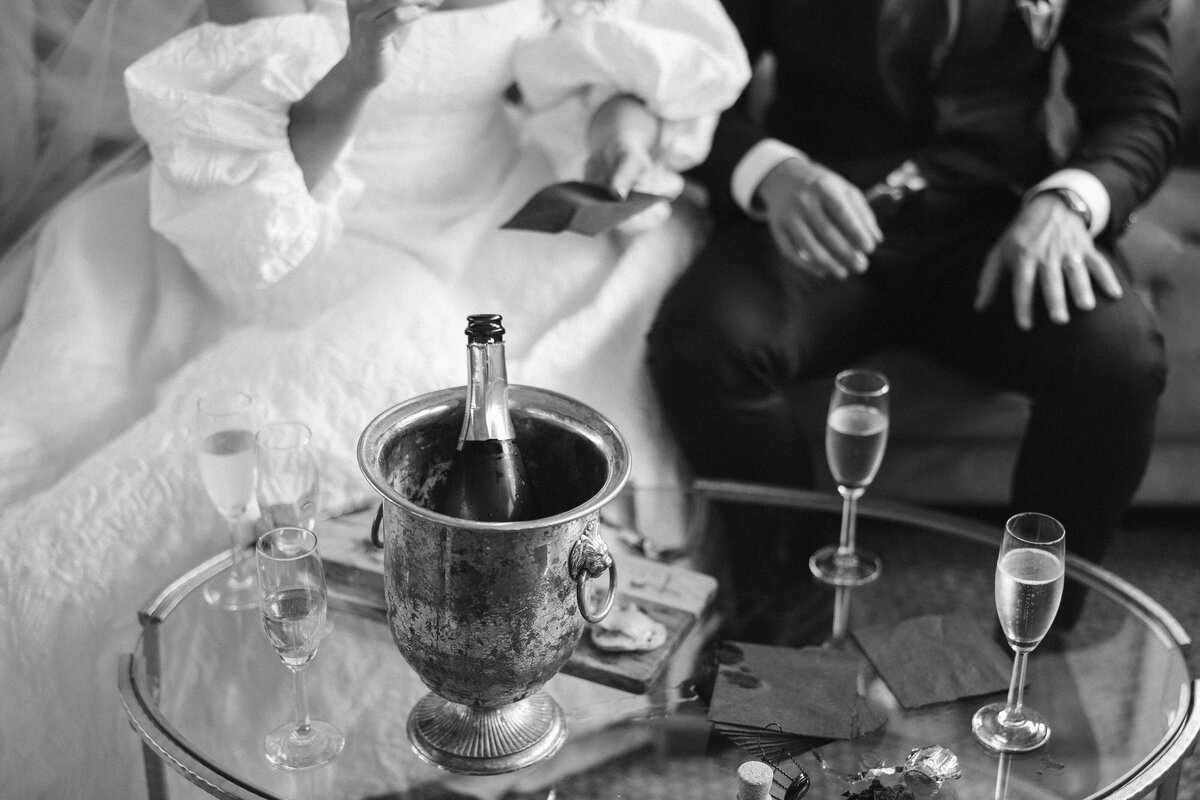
[383, 503, 593, 706]
[358, 385, 630, 709]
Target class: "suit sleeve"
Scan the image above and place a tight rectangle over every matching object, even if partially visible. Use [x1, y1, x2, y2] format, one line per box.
[686, 0, 775, 217]
[1060, 0, 1179, 240]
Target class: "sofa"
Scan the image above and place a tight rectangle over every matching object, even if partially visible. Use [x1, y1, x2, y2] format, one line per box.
[794, 0, 1200, 508]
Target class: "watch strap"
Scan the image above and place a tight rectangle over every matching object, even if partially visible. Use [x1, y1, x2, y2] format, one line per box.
[1036, 186, 1093, 230]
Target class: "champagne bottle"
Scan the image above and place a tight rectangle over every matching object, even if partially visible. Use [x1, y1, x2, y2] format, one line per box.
[432, 314, 541, 522]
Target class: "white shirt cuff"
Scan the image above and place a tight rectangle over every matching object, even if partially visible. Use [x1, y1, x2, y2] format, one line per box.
[731, 138, 809, 219]
[1026, 168, 1111, 236]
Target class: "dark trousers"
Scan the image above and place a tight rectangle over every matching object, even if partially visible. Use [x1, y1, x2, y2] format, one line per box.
[647, 189, 1166, 625]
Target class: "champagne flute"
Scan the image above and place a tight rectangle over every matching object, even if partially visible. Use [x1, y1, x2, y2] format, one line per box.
[196, 391, 259, 610]
[257, 422, 332, 637]
[972, 512, 1066, 753]
[256, 526, 344, 769]
[256, 422, 319, 531]
[809, 369, 890, 586]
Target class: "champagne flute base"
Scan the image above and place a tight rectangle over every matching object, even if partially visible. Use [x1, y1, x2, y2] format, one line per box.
[264, 718, 345, 769]
[972, 701, 1051, 753]
[201, 564, 259, 611]
[809, 545, 880, 587]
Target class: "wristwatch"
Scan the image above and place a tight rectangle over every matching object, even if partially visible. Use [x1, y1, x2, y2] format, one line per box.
[1036, 186, 1093, 230]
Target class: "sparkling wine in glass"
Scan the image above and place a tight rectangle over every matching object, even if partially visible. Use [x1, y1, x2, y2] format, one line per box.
[973, 512, 1066, 753]
[256, 421, 319, 532]
[256, 527, 344, 769]
[809, 369, 889, 586]
[196, 391, 259, 610]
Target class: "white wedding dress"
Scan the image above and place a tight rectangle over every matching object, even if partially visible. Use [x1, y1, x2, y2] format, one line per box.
[0, 1, 749, 797]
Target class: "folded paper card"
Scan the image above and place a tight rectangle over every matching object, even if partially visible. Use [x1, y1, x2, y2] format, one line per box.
[852, 612, 1013, 709]
[501, 181, 667, 236]
[708, 642, 887, 741]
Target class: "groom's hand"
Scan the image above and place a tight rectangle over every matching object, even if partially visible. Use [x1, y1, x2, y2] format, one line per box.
[756, 157, 882, 279]
[975, 193, 1122, 331]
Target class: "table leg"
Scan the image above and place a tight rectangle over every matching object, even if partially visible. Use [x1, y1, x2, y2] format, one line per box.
[1154, 765, 1180, 800]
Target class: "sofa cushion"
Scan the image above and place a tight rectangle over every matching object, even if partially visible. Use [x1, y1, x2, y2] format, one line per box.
[1169, 0, 1200, 163]
[1120, 168, 1200, 441]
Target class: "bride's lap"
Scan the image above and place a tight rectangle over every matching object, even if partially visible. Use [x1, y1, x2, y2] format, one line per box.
[0, 407, 207, 799]
[0, 168, 223, 507]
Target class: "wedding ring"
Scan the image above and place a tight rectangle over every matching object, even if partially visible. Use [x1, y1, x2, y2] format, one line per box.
[1066, 253, 1085, 266]
[796, 250, 812, 264]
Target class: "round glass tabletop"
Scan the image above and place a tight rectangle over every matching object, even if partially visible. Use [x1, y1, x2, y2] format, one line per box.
[120, 481, 1198, 800]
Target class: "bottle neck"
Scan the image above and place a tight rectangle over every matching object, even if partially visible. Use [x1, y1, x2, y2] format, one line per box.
[459, 340, 515, 443]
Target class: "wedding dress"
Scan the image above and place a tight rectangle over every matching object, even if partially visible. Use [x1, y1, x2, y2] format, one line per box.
[0, 1, 749, 796]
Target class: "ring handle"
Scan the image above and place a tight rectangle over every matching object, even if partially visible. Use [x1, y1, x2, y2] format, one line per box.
[569, 521, 616, 624]
[370, 503, 384, 549]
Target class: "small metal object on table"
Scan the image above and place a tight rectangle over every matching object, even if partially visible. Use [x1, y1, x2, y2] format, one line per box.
[120, 482, 1198, 800]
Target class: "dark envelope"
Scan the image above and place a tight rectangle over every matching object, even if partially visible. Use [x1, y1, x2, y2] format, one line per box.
[708, 642, 887, 741]
[501, 181, 666, 236]
[852, 612, 1014, 709]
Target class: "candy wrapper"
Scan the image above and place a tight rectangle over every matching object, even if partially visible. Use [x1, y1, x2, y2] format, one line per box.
[815, 745, 961, 798]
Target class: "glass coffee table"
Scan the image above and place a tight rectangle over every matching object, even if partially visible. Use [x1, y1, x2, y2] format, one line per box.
[119, 480, 1197, 800]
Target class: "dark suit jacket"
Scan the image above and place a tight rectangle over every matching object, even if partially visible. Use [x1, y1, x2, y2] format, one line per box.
[692, 0, 1179, 241]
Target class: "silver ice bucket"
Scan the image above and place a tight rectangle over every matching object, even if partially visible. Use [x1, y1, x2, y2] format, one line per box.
[357, 385, 629, 774]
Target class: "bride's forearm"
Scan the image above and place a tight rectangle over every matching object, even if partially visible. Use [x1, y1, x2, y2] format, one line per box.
[288, 59, 374, 190]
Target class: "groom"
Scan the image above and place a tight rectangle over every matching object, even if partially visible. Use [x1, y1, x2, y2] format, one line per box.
[648, 0, 1179, 641]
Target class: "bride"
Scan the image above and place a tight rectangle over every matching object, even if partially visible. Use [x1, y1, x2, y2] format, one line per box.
[0, 0, 749, 796]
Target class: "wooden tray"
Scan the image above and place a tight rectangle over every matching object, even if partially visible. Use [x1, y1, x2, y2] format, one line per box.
[561, 598, 697, 693]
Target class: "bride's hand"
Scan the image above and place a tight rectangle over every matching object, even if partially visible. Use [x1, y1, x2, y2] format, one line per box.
[585, 94, 661, 199]
[344, 0, 441, 88]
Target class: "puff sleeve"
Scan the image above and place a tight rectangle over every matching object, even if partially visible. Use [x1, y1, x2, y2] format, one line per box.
[512, 0, 751, 175]
[125, 15, 362, 297]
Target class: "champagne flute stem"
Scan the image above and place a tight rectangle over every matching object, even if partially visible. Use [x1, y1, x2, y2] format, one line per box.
[225, 515, 250, 578]
[1001, 649, 1030, 726]
[994, 754, 1013, 800]
[836, 488, 861, 558]
[291, 667, 313, 737]
[830, 585, 852, 642]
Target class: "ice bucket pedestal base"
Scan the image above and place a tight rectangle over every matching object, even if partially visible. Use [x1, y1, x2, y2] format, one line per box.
[407, 691, 567, 775]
